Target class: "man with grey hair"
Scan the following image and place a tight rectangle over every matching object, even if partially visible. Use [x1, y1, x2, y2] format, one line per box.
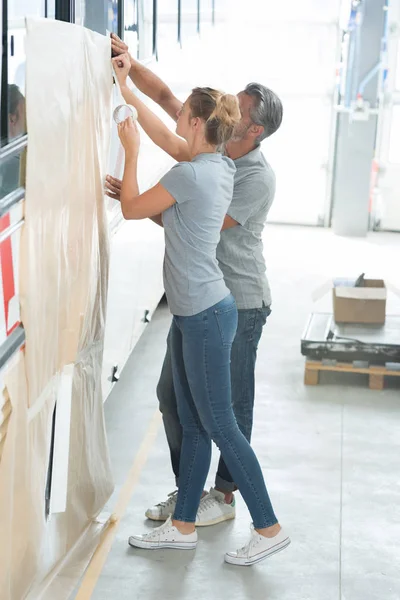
[109, 34, 283, 527]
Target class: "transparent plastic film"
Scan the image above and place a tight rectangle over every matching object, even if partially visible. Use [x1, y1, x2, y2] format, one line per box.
[0, 18, 114, 600]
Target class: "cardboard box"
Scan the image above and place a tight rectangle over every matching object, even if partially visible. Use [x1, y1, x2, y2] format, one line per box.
[333, 279, 386, 324]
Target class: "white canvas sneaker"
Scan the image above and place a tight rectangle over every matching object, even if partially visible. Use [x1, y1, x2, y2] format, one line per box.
[145, 490, 178, 521]
[145, 488, 236, 526]
[128, 516, 198, 550]
[195, 488, 236, 527]
[225, 526, 290, 566]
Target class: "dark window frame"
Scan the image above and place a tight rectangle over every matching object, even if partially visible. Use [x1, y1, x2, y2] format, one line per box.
[1, 0, 8, 148]
[55, 0, 75, 22]
[153, 0, 157, 56]
[118, 0, 123, 38]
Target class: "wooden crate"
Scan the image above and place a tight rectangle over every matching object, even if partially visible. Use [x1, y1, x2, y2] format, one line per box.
[304, 360, 400, 390]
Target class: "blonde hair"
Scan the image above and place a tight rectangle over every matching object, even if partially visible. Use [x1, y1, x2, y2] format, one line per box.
[189, 87, 241, 146]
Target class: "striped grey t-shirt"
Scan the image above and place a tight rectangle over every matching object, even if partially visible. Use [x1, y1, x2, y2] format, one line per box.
[216, 146, 275, 309]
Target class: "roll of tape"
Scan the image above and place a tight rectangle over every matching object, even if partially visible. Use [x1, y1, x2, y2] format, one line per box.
[113, 104, 138, 124]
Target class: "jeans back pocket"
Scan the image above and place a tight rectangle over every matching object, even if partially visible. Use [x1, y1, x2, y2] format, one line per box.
[213, 302, 238, 348]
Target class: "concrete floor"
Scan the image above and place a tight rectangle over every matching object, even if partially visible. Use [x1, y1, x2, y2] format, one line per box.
[86, 226, 400, 600]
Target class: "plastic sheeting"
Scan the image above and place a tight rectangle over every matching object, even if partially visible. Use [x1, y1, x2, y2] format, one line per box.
[0, 18, 114, 600]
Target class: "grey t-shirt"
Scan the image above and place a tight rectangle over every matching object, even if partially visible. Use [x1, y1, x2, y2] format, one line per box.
[216, 146, 275, 309]
[160, 153, 235, 317]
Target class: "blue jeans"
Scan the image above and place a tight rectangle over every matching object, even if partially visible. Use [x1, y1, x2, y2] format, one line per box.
[157, 303, 271, 492]
[169, 295, 277, 528]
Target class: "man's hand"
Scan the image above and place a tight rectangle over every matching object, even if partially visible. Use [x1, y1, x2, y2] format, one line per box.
[105, 175, 122, 201]
[111, 32, 129, 58]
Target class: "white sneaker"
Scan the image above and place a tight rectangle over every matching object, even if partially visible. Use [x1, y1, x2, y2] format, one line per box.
[225, 526, 290, 566]
[145, 488, 236, 526]
[128, 516, 198, 550]
[145, 490, 178, 521]
[195, 488, 236, 527]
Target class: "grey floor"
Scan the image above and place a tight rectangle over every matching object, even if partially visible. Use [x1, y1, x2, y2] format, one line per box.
[89, 226, 400, 600]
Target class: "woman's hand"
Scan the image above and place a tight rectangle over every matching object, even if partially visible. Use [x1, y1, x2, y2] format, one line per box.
[105, 175, 122, 201]
[112, 53, 131, 89]
[118, 117, 140, 158]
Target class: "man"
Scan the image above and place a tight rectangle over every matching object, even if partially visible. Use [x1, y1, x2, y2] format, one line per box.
[0, 85, 26, 197]
[109, 34, 283, 527]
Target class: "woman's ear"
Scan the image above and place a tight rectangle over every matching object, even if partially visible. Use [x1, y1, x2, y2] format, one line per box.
[191, 116, 201, 129]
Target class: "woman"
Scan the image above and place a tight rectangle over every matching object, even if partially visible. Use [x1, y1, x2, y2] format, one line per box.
[110, 54, 290, 566]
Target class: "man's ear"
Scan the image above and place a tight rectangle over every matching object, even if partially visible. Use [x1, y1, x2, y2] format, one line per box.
[249, 124, 264, 140]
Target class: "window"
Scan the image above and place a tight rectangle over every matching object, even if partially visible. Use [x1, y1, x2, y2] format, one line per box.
[7, 1, 56, 99]
[389, 105, 400, 164]
[137, 0, 153, 59]
[122, 1, 154, 60]
[181, 0, 198, 43]
[124, 0, 138, 58]
[1, 0, 51, 199]
[46, 0, 56, 18]
[123, 0, 155, 60]
[75, 0, 122, 36]
[200, 0, 213, 30]
[157, 0, 178, 55]
[107, 0, 119, 33]
[396, 42, 400, 91]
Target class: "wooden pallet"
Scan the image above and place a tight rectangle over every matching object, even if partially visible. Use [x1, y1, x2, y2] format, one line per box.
[304, 360, 400, 390]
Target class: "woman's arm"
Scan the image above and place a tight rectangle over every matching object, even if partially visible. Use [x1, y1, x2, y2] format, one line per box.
[122, 161, 175, 220]
[117, 119, 175, 221]
[112, 55, 190, 163]
[105, 175, 164, 227]
[105, 174, 236, 229]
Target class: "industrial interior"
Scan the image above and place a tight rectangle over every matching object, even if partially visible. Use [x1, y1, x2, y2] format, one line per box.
[0, 1, 399, 599]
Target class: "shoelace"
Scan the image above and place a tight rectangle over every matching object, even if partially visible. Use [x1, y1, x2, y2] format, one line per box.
[156, 490, 178, 508]
[142, 517, 174, 540]
[197, 495, 222, 513]
[236, 529, 260, 557]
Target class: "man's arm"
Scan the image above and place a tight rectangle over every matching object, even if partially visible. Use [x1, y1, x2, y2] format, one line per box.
[150, 214, 164, 227]
[112, 54, 190, 162]
[222, 215, 239, 230]
[111, 33, 181, 122]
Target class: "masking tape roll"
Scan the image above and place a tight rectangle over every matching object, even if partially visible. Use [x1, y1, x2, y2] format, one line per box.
[113, 104, 138, 124]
